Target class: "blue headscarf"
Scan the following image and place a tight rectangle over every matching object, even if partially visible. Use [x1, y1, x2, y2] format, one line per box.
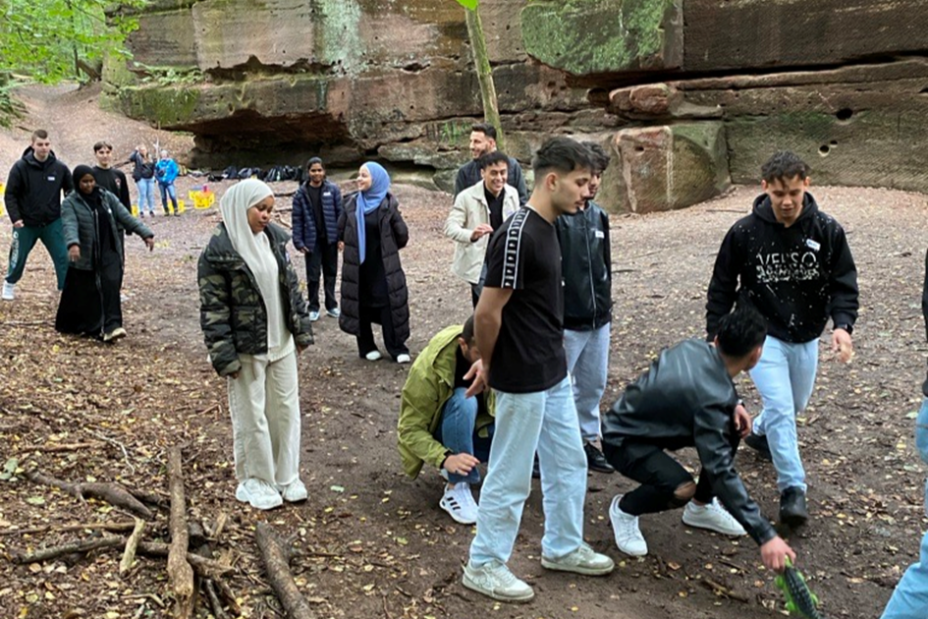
[356, 162, 390, 264]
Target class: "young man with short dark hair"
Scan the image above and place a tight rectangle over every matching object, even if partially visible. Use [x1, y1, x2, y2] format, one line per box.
[92, 141, 132, 210]
[706, 151, 859, 528]
[556, 142, 614, 473]
[292, 157, 343, 321]
[604, 305, 797, 573]
[3, 129, 73, 300]
[453, 124, 528, 205]
[444, 151, 520, 306]
[398, 315, 494, 525]
[462, 137, 614, 603]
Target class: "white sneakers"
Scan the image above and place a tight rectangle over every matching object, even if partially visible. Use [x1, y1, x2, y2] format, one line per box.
[279, 479, 308, 503]
[610, 494, 648, 556]
[440, 482, 479, 524]
[396, 353, 411, 364]
[463, 560, 535, 602]
[1, 282, 14, 301]
[365, 350, 382, 361]
[103, 327, 127, 342]
[309, 310, 320, 322]
[326, 308, 340, 318]
[236, 478, 283, 510]
[682, 498, 747, 536]
[541, 542, 615, 576]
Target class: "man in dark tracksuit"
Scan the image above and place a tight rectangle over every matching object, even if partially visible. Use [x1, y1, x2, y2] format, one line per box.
[3, 129, 72, 300]
[603, 305, 796, 573]
[453, 123, 528, 206]
[292, 157, 343, 321]
[556, 142, 614, 473]
[706, 151, 859, 528]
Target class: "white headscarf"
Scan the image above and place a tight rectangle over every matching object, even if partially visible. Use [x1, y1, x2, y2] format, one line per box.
[220, 179, 293, 359]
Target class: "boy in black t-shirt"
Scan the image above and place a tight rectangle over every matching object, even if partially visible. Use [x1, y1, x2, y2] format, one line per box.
[462, 138, 614, 603]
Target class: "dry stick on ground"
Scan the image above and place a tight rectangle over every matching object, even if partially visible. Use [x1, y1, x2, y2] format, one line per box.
[0, 521, 139, 536]
[14, 536, 126, 564]
[25, 470, 154, 519]
[214, 578, 242, 617]
[255, 522, 316, 619]
[204, 579, 228, 619]
[119, 518, 147, 575]
[135, 542, 233, 579]
[167, 446, 195, 619]
[14, 441, 103, 453]
[700, 577, 750, 603]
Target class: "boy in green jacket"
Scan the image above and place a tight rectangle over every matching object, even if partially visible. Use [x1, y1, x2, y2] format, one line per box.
[398, 316, 494, 524]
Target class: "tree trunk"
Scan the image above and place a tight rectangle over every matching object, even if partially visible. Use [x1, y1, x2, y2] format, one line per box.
[465, 6, 505, 152]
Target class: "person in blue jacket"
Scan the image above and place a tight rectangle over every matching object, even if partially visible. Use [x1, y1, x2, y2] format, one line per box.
[154, 149, 180, 216]
[292, 157, 343, 321]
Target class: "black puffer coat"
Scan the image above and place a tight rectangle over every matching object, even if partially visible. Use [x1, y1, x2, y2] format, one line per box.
[337, 192, 409, 343]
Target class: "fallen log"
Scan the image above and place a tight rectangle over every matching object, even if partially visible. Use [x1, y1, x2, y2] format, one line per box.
[134, 542, 233, 579]
[167, 447, 195, 619]
[0, 521, 138, 536]
[120, 519, 146, 575]
[15, 536, 125, 564]
[26, 470, 153, 519]
[255, 522, 315, 619]
[15, 441, 103, 453]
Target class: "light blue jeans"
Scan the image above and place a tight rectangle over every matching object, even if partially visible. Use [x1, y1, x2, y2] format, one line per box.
[564, 323, 611, 442]
[880, 397, 928, 619]
[434, 387, 493, 485]
[136, 178, 155, 215]
[469, 376, 588, 565]
[750, 335, 819, 493]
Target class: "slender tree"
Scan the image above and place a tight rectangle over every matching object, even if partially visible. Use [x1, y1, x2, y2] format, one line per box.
[455, 0, 505, 151]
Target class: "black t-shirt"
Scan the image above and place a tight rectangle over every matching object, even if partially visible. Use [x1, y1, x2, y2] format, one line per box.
[484, 185, 505, 230]
[308, 184, 325, 241]
[483, 207, 566, 393]
[93, 167, 131, 208]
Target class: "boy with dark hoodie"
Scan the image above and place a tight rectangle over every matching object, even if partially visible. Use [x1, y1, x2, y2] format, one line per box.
[706, 151, 859, 528]
[603, 305, 796, 573]
[3, 129, 73, 300]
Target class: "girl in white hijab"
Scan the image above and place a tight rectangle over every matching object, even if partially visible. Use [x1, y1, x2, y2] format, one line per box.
[198, 179, 314, 510]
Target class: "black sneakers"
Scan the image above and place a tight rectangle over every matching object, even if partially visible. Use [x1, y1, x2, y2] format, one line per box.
[744, 433, 773, 462]
[584, 443, 615, 474]
[779, 486, 809, 529]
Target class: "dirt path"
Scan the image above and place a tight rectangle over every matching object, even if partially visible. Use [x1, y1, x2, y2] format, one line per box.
[1, 84, 926, 619]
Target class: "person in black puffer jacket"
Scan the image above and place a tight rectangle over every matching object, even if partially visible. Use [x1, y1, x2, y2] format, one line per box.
[337, 162, 410, 363]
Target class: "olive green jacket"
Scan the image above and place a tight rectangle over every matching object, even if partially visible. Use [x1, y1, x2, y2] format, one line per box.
[398, 324, 495, 479]
[198, 222, 313, 376]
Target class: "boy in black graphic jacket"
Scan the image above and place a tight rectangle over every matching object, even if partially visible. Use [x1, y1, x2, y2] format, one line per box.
[706, 151, 858, 529]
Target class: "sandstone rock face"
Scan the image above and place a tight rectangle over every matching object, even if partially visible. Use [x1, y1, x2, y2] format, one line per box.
[598, 122, 729, 214]
[520, 0, 682, 76]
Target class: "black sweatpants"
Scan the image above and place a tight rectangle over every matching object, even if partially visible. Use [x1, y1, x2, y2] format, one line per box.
[305, 239, 338, 312]
[357, 304, 408, 360]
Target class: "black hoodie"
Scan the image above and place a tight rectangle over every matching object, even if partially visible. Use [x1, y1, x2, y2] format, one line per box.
[4, 147, 72, 226]
[706, 192, 859, 344]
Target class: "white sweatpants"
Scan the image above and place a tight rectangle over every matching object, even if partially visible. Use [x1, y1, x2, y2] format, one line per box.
[227, 351, 302, 487]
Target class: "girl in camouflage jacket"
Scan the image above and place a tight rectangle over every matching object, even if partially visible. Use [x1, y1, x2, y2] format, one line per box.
[198, 179, 313, 510]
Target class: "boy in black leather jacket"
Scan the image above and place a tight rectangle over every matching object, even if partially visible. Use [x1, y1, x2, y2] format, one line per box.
[603, 305, 796, 572]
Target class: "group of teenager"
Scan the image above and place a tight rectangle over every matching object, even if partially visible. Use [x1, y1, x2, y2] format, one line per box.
[395, 127, 875, 605]
[2, 130, 159, 341]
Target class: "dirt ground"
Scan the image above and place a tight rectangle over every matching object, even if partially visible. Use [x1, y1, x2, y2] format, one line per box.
[1, 83, 927, 619]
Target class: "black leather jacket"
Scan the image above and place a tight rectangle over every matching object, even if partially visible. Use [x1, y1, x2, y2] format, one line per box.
[602, 339, 776, 546]
[555, 201, 612, 331]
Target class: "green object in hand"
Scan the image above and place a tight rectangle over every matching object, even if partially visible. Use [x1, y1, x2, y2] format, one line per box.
[775, 558, 824, 619]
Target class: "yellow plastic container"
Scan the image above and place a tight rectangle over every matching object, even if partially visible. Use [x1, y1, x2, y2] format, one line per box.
[190, 190, 215, 210]
[131, 204, 139, 217]
[0, 182, 5, 217]
[176, 199, 186, 214]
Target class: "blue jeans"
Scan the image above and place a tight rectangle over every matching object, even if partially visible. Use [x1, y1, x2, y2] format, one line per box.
[158, 181, 178, 212]
[136, 178, 155, 214]
[750, 336, 819, 493]
[880, 397, 928, 619]
[434, 387, 493, 484]
[469, 376, 587, 565]
[564, 323, 610, 442]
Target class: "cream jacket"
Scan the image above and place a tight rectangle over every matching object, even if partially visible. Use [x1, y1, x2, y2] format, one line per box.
[443, 181, 520, 284]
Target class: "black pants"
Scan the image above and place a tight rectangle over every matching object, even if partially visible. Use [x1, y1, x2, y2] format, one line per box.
[305, 239, 338, 312]
[357, 304, 408, 359]
[607, 440, 728, 516]
[470, 283, 481, 308]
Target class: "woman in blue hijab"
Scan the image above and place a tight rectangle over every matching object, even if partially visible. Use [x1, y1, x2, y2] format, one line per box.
[337, 162, 411, 363]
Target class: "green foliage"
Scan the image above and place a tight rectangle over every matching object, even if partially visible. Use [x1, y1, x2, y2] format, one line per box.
[454, 0, 479, 10]
[0, 0, 145, 84]
[136, 64, 204, 87]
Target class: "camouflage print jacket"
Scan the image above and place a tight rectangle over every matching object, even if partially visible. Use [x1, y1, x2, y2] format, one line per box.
[198, 222, 313, 376]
